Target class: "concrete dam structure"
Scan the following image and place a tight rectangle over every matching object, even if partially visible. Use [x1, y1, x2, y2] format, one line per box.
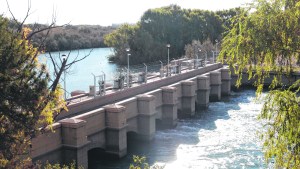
[30, 63, 232, 168]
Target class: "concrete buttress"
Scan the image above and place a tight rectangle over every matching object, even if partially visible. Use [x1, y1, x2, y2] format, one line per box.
[221, 67, 231, 96]
[210, 70, 222, 101]
[136, 94, 156, 141]
[161, 86, 178, 128]
[196, 74, 210, 109]
[103, 104, 127, 158]
[60, 118, 89, 168]
[180, 80, 196, 117]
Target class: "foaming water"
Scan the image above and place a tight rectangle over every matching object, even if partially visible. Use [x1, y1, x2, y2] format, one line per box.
[93, 89, 266, 169]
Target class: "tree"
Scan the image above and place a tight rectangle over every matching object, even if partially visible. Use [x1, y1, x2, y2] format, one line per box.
[0, 2, 92, 167]
[0, 15, 65, 167]
[104, 5, 231, 65]
[219, 0, 300, 168]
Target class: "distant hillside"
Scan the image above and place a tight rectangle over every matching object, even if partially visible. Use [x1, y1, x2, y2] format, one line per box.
[27, 24, 116, 52]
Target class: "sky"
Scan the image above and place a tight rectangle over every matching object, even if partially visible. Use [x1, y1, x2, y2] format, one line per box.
[0, 0, 252, 26]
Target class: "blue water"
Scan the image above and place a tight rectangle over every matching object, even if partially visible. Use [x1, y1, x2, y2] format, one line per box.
[39, 48, 118, 95]
[41, 49, 266, 168]
[93, 89, 266, 169]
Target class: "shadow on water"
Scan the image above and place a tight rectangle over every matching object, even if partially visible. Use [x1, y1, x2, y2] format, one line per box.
[91, 88, 257, 169]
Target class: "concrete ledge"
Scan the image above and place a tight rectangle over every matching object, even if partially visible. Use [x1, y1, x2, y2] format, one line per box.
[62, 141, 90, 149]
[60, 118, 86, 128]
[181, 80, 195, 86]
[161, 86, 177, 92]
[103, 104, 126, 113]
[136, 94, 155, 101]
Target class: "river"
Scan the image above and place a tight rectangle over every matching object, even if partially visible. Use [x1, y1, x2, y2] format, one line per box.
[39, 48, 118, 96]
[42, 48, 266, 168]
[91, 89, 267, 169]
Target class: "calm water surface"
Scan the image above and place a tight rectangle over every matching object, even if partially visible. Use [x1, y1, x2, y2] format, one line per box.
[40, 48, 118, 95]
[93, 89, 266, 169]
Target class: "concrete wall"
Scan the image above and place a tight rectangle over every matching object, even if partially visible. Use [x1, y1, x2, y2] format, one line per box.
[230, 67, 300, 87]
[31, 63, 230, 168]
[31, 123, 62, 164]
[57, 63, 223, 119]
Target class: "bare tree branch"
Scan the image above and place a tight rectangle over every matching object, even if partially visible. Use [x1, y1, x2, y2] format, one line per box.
[65, 49, 93, 69]
[26, 23, 70, 40]
[48, 52, 58, 76]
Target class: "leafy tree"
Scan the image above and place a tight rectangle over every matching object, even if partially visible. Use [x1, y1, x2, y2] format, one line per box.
[28, 24, 116, 52]
[0, 15, 66, 168]
[219, 0, 300, 168]
[104, 24, 137, 64]
[104, 5, 235, 65]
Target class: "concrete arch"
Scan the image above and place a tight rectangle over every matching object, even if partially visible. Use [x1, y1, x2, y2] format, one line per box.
[87, 148, 106, 169]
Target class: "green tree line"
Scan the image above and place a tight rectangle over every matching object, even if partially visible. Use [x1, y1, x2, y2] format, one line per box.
[104, 5, 240, 65]
[28, 24, 116, 52]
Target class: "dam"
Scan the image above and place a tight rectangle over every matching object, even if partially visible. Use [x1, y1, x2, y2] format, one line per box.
[30, 62, 232, 168]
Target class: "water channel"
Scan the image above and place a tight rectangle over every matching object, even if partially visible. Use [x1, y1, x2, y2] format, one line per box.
[41, 48, 267, 168]
[91, 89, 266, 169]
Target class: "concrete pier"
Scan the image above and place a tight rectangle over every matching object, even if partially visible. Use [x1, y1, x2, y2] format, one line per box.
[30, 63, 233, 168]
[196, 74, 210, 109]
[210, 70, 222, 101]
[161, 86, 178, 128]
[221, 67, 231, 96]
[137, 94, 156, 141]
[60, 118, 89, 168]
[103, 104, 127, 158]
[180, 80, 196, 117]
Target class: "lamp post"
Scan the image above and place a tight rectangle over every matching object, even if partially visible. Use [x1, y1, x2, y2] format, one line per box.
[61, 54, 67, 99]
[196, 48, 200, 69]
[166, 44, 170, 77]
[215, 40, 219, 63]
[205, 51, 207, 66]
[126, 48, 130, 88]
[212, 50, 214, 64]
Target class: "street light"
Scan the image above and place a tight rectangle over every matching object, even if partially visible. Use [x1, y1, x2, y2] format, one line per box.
[212, 50, 214, 64]
[196, 48, 200, 69]
[215, 40, 219, 63]
[61, 54, 67, 99]
[126, 48, 130, 88]
[166, 44, 170, 77]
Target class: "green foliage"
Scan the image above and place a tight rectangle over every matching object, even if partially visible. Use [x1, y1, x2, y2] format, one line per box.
[28, 24, 115, 52]
[129, 155, 165, 169]
[260, 86, 300, 168]
[219, 0, 300, 90]
[129, 155, 150, 169]
[104, 5, 236, 65]
[0, 16, 66, 168]
[43, 161, 83, 169]
[219, 0, 300, 168]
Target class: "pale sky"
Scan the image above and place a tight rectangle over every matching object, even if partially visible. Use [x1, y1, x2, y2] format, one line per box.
[1, 0, 252, 26]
